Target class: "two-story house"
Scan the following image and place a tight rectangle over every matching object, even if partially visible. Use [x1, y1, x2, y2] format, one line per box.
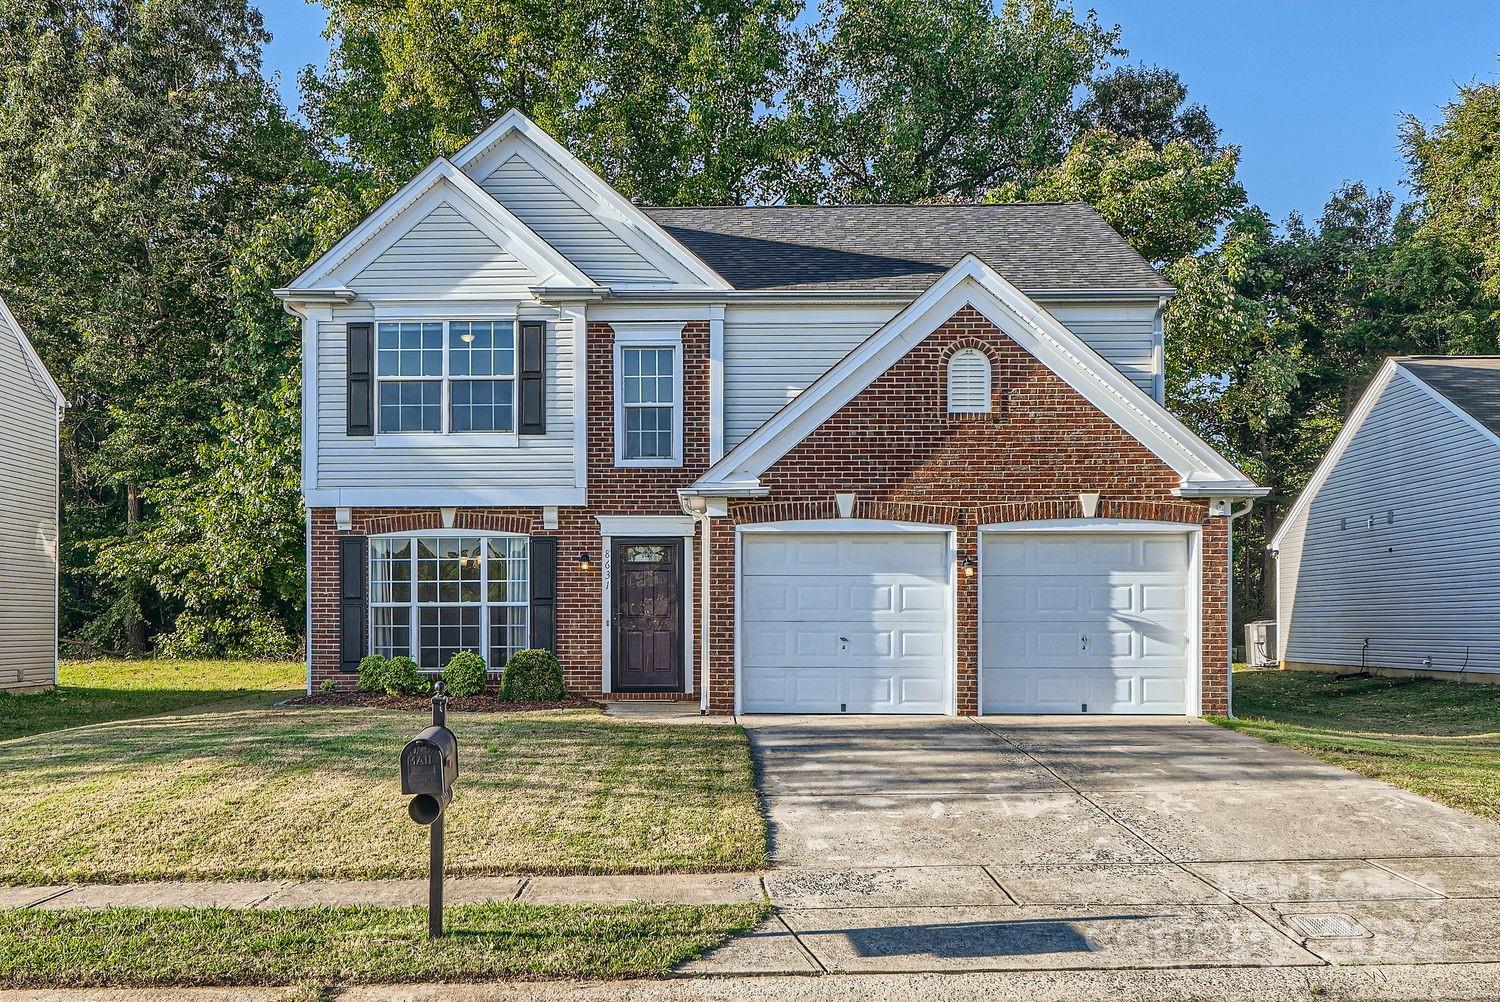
[277, 110, 1264, 717]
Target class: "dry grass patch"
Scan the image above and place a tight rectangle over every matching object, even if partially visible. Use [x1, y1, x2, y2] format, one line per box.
[0, 706, 766, 884]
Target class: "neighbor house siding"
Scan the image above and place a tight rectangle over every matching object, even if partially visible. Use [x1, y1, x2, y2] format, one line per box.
[720, 301, 1160, 450]
[1276, 370, 1500, 675]
[0, 318, 59, 691]
[479, 154, 668, 285]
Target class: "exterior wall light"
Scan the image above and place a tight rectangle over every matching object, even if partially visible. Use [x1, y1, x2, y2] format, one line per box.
[577, 551, 595, 571]
[962, 555, 977, 577]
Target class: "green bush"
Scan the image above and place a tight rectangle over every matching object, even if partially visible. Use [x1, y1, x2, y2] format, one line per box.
[500, 649, 565, 701]
[383, 656, 433, 697]
[443, 651, 489, 697]
[318, 678, 337, 693]
[357, 655, 390, 693]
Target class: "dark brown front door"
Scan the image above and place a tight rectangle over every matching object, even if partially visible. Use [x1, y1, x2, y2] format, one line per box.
[612, 538, 684, 691]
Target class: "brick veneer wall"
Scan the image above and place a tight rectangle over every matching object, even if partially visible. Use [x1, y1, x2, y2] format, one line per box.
[309, 308, 1233, 716]
[308, 320, 710, 694]
[703, 305, 1230, 716]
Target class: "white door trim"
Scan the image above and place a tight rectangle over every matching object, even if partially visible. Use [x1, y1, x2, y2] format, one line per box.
[734, 520, 958, 716]
[977, 519, 1203, 716]
[597, 521, 694, 695]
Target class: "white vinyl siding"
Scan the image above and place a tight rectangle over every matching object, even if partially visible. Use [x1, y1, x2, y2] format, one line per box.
[350, 204, 538, 297]
[480, 154, 667, 285]
[1047, 303, 1159, 397]
[1276, 372, 1500, 675]
[720, 302, 1162, 449]
[315, 310, 578, 490]
[0, 318, 59, 690]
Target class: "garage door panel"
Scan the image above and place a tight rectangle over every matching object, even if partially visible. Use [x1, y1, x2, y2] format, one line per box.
[741, 532, 950, 714]
[981, 530, 1191, 715]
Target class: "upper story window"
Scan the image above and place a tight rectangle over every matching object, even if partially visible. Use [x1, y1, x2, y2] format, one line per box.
[947, 347, 992, 414]
[614, 333, 683, 466]
[376, 320, 515, 435]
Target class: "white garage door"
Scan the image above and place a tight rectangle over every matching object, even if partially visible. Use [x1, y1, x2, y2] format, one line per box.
[740, 531, 950, 713]
[982, 531, 1192, 714]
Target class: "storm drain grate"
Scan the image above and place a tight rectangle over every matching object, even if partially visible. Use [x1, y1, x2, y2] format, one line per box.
[1282, 913, 1372, 940]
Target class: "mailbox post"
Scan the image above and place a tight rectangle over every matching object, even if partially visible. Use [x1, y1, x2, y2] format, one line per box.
[400, 680, 457, 938]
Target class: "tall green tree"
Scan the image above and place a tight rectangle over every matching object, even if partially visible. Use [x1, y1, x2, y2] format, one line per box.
[776, 0, 1119, 203]
[0, 0, 317, 652]
[304, 0, 797, 204]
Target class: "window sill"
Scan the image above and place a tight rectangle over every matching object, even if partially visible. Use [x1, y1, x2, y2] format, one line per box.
[614, 457, 683, 468]
[375, 433, 520, 449]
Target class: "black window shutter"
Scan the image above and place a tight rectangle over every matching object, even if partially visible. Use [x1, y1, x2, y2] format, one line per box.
[529, 535, 557, 653]
[518, 321, 546, 435]
[338, 536, 368, 672]
[347, 322, 374, 437]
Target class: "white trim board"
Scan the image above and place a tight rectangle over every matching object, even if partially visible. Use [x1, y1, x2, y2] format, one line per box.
[281, 158, 595, 294]
[690, 255, 1260, 498]
[596, 515, 697, 537]
[0, 296, 66, 409]
[451, 109, 730, 292]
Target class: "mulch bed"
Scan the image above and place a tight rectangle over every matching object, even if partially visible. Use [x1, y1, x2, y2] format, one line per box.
[280, 691, 601, 712]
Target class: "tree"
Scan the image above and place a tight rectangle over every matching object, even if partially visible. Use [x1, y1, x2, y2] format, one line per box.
[0, 0, 316, 652]
[304, 0, 797, 204]
[776, 0, 1119, 203]
[1078, 65, 1219, 154]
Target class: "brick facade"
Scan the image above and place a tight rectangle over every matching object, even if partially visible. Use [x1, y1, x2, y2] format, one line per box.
[703, 306, 1229, 715]
[309, 307, 1231, 716]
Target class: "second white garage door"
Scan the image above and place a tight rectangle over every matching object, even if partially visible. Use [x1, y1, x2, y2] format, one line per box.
[739, 531, 951, 713]
[981, 530, 1193, 714]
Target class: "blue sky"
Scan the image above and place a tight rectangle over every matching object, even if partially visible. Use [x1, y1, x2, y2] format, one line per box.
[257, 0, 1500, 223]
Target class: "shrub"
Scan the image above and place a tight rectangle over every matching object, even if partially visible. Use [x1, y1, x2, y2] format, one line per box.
[443, 651, 489, 697]
[383, 656, 433, 697]
[500, 649, 565, 701]
[357, 655, 390, 693]
[318, 678, 337, 694]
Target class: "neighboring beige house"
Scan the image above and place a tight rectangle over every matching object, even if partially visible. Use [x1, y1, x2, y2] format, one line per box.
[0, 295, 65, 691]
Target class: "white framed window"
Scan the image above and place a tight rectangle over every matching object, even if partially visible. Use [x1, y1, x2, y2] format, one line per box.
[375, 320, 517, 439]
[947, 347, 992, 414]
[370, 533, 530, 670]
[614, 330, 683, 466]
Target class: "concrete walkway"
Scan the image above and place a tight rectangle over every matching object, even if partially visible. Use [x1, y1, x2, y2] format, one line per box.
[683, 714, 1500, 976]
[0, 872, 765, 910]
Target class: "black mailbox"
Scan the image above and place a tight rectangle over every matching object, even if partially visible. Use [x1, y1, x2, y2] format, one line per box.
[401, 725, 458, 827]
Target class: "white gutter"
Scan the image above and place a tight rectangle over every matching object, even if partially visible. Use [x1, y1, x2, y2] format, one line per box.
[680, 495, 714, 714]
[1224, 498, 1257, 718]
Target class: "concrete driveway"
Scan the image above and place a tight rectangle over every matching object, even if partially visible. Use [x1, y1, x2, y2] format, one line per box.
[688, 714, 1500, 976]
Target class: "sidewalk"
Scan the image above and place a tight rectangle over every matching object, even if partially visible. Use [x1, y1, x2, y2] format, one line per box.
[0, 872, 766, 910]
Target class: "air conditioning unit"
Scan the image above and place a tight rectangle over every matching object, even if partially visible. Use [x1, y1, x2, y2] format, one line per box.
[1244, 620, 1278, 668]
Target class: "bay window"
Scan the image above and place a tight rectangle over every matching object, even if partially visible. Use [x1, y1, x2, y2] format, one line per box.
[376, 320, 516, 435]
[370, 534, 530, 670]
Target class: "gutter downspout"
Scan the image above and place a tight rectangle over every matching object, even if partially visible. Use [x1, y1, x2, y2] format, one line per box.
[1225, 499, 1256, 718]
[681, 495, 713, 714]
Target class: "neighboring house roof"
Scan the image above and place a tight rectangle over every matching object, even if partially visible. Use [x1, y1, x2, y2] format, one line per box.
[644, 203, 1175, 295]
[1396, 357, 1500, 439]
[1270, 356, 1500, 551]
[687, 255, 1257, 498]
[0, 295, 65, 410]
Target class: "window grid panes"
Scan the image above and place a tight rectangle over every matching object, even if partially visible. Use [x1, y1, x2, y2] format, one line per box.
[369, 535, 530, 671]
[620, 346, 676, 460]
[374, 320, 517, 434]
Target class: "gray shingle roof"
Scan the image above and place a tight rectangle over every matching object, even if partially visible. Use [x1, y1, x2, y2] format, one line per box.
[643, 203, 1173, 294]
[1398, 357, 1500, 439]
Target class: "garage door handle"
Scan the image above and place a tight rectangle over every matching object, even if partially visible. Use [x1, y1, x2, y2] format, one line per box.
[1080, 634, 1089, 650]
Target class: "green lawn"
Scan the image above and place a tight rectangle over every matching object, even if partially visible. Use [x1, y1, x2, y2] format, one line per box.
[0, 701, 766, 884]
[0, 659, 302, 741]
[1218, 668, 1500, 822]
[0, 902, 768, 988]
